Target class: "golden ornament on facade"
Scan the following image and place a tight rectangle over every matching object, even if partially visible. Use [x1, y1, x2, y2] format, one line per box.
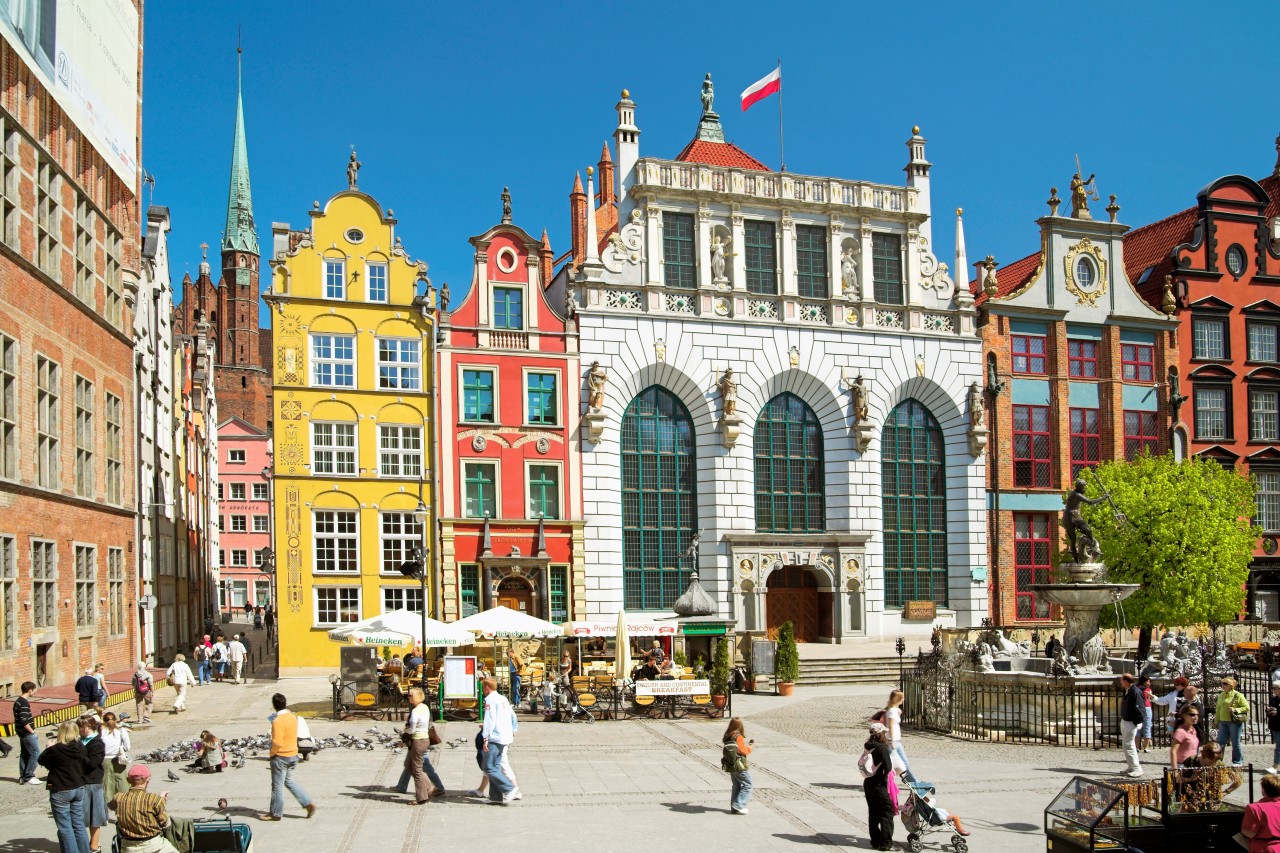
[1063, 237, 1108, 307]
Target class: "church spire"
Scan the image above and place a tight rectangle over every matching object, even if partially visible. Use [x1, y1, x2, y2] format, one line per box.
[222, 42, 258, 256]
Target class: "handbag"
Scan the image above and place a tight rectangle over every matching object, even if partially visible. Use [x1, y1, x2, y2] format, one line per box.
[400, 731, 414, 747]
[1231, 707, 1248, 723]
[428, 725, 441, 746]
[297, 737, 315, 751]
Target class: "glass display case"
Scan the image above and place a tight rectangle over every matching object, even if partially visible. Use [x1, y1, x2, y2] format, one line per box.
[1044, 777, 1128, 852]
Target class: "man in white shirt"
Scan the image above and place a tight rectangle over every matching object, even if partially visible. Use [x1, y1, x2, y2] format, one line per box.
[480, 678, 515, 805]
[211, 637, 229, 682]
[228, 635, 247, 684]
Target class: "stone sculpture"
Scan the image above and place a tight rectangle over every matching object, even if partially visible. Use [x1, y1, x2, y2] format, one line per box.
[501, 186, 512, 223]
[710, 234, 731, 282]
[701, 73, 714, 115]
[439, 282, 450, 312]
[1063, 478, 1106, 564]
[347, 149, 361, 190]
[840, 246, 859, 299]
[1070, 171, 1097, 220]
[850, 374, 869, 424]
[968, 382, 984, 428]
[587, 361, 607, 410]
[718, 367, 737, 416]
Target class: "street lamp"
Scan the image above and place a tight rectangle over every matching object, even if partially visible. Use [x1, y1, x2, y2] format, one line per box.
[398, 538, 430, 696]
[256, 547, 277, 648]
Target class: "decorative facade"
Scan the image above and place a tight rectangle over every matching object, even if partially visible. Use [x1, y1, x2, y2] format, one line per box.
[216, 417, 272, 612]
[550, 82, 987, 642]
[975, 180, 1178, 625]
[437, 200, 584, 623]
[267, 177, 438, 673]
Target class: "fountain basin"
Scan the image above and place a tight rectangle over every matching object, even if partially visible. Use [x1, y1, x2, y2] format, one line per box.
[1026, 583, 1139, 608]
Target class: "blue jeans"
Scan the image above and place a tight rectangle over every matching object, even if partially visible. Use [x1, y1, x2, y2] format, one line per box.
[50, 787, 90, 853]
[731, 769, 753, 811]
[19, 733, 40, 782]
[510, 674, 521, 708]
[483, 742, 514, 802]
[269, 755, 311, 817]
[890, 741, 912, 774]
[1140, 705, 1153, 739]
[395, 751, 445, 793]
[1272, 729, 1280, 768]
[1218, 721, 1244, 765]
[198, 660, 211, 684]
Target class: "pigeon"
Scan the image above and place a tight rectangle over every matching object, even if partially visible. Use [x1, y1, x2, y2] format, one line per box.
[230, 756, 245, 769]
[167, 769, 181, 782]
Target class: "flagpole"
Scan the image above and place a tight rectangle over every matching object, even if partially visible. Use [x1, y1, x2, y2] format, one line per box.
[777, 58, 785, 172]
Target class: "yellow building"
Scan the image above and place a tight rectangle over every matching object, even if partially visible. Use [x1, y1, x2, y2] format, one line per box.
[265, 183, 437, 673]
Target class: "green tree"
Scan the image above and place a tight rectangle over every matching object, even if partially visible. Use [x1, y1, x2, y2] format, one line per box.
[1082, 454, 1259, 660]
[710, 636, 732, 696]
[775, 621, 799, 684]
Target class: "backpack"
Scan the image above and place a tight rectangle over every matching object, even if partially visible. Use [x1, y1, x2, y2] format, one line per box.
[721, 741, 747, 773]
[212, 646, 224, 662]
[133, 673, 152, 696]
[857, 747, 879, 778]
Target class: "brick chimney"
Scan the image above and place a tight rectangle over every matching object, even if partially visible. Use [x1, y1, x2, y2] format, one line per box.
[569, 172, 586, 268]
[598, 142, 615, 209]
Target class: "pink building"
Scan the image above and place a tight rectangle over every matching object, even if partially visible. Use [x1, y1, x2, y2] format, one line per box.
[216, 417, 274, 611]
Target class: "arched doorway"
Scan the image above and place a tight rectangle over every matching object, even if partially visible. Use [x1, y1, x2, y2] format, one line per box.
[496, 577, 533, 614]
[766, 566, 826, 642]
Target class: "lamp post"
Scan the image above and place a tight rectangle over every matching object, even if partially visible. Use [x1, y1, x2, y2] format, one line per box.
[255, 548, 276, 649]
[398, 539, 430, 698]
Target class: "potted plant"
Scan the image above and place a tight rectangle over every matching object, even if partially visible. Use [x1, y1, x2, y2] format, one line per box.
[709, 636, 732, 709]
[743, 640, 756, 693]
[776, 621, 799, 696]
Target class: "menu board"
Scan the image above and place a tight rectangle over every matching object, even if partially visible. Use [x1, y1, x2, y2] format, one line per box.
[443, 656, 477, 699]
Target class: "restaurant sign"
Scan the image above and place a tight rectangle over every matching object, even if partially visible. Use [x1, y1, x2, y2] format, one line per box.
[443, 655, 477, 699]
[681, 623, 728, 636]
[635, 679, 711, 697]
[566, 621, 677, 637]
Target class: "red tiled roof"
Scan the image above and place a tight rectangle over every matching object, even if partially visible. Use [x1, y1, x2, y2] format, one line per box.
[674, 139, 769, 171]
[970, 251, 1043, 305]
[1121, 206, 1196, 302]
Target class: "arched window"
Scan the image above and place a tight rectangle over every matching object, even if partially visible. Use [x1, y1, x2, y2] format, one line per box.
[881, 399, 948, 606]
[754, 393, 824, 532]
[621, 386, 696, 610]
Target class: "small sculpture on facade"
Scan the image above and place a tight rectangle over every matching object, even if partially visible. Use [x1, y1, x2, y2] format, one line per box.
[788, 345, 799, 367]
[685, 529, 702, 560]
[1047, 186, 1061, 217]
[1070, 171, 1098, 220]
[439, 282, 450, 312]
[968, 382, 984, 429]
[587, 361, 608, 410]
[1063, 478, 1106, 563]
[1161, 275, 1177, 317]
[718, 367, 737, 416]
[655, 339, 666, 363]
[710, 234, 731, 282]
[564, 285, 578, 318]
[850, 374, 869, 424]
[347, 148, 361, 190]
[840, 246, 859, 299]
[1168, 365, 1187, 422]
[701, 73, 715, 115]
[501, 186, 512, 224]
[982, 256, 999, 298]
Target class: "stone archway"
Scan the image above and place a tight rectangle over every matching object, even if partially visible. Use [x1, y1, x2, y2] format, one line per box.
[495, 576, 534, 615]
[765, 565, 828, 642]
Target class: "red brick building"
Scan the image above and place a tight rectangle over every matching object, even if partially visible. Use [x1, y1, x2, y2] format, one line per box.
[1124, 145, 1280, 619]
[436, 204, 585, 621]
[975, 183, 1178, 626]
[0, 8, 142, 689]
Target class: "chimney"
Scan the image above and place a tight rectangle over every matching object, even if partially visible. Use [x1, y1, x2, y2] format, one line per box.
[598, 142, 615, 209]
[614, 89, 640, 223]
[539, 229, 554, 289]
[569, 172, 586, 268]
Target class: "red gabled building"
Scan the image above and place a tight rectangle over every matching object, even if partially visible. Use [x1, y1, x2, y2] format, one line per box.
[436, 201, 585, 622]
[1124, 138, 1280, 618]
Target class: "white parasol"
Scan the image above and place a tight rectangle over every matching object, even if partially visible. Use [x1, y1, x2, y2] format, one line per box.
[452, 605, 562, 639]
[614, 609, 631, 682]
[327, 609, 472, 647]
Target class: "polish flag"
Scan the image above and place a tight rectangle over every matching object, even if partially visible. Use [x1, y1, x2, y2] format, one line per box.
[741, 67, 781, 111]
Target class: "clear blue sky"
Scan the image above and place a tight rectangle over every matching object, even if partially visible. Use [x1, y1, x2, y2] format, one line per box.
[143, 2, 1280, 320]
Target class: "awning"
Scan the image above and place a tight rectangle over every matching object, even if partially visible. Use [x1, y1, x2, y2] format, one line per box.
[564, 616, 678, 638]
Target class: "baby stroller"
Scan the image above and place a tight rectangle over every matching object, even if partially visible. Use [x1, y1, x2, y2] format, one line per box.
[898, 771, 969, 853]
[555, 674, 594, 723]
[112, 816, 253, 853]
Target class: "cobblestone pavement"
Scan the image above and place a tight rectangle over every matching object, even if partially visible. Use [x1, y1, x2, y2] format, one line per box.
[0, 679, 1270, 852]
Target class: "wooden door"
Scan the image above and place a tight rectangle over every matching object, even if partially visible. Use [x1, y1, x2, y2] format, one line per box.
[496, 577, 533, 615]
[765, 566, 821, 643]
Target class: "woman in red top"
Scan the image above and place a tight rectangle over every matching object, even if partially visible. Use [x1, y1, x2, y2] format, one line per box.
[1170, 706, 1200, 768]
[723, 717, 753, 815]
[1242, 773, 1280, 852]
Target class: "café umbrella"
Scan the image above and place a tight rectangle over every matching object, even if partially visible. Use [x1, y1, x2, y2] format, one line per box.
[452, 605, 562, 639]
[327, 608, 471, 647]
[614, 609, 631, 683]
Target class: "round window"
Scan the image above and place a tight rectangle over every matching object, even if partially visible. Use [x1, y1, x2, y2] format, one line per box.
[1227, 245, 1246, 276]
[1075, 257, 1095, 290]
[495, 246, 518, 274]
[344, 228, 365, 244]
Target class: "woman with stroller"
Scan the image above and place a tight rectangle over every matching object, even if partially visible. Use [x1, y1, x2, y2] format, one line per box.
[883, 689, 911, 774]
[722, 717, 753, 815]
[863, 722, 896, 851]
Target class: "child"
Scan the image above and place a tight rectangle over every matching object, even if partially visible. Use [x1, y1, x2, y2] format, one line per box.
[541, 674, 556, 715]
[1267, 683, 1280, 773]
[1139, 674, 1154, 753]
[919, 793, 971, 836]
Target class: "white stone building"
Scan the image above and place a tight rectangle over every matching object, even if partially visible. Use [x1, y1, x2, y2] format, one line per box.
[549, 81, 988, 642]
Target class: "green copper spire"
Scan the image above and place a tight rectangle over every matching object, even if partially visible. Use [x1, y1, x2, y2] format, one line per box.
[222, 46, 258, 256]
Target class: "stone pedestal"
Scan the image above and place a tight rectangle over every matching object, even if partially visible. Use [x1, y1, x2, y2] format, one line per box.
[583, 409, 606, 443]
[720, 413, 741, 448]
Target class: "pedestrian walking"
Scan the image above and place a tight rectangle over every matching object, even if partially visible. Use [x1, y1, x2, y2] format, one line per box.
[1170, 705, 1201, 769]
[1139, 674, 1154, 753]
[38, 720, 91, 853]
[860, 722, 895, 851]
[508, 649, 523, 708]
[1184, 684, 1209, 746]
[254, 607, 263, 631]
[259, 693, 315, 822]
[882, 689, 911, 774]
[464, 724, 520, 799]
[1043, 634, 1062, 660]
[132, 663, 154, 723]
[721, 717, 754, 815]
[1218, 676, 1251, 766]
[228, 635, 247, 684]
[1153, 674, 1190, 734]
[165, 655, 194, 714]
[263, 608, 275, 642]
[15, 680, 41, 785]
[100, 711, 131, 807]
[194, 637, 212, 685]
[1119, 673, 1145, 777]
[110, 764, 179, 853]
[243, 602, 253, 620]
[92, 664, 109, 710]
[1267, 684, 1280, 774]
[79, 715, 107, 853]
[479, 677, 516, 805]
[211, 637, 228, 682]
[396, 687, 443, 804]
[74, 668, 101, 716]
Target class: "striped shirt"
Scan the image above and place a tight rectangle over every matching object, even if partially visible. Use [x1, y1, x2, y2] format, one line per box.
[115, 788, 168, 840]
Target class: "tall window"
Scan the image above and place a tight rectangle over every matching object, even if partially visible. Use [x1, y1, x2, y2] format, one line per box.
[323, 259, 345, 299]
[381, 512, 423, 574]
[1249, 322, 1279, 363]
[663, 213, 696, 289]
[0, 334, 15, 479]
[314, 511, 358, 573]
[462, 369, 495, 422]
[1124, 411, 1159, 459]
[493, 287, 524, 330]
[366, 262, 388, 302]
[1012, 335, 1048, 375]
[1014, 514, 1053, 621]
[1194, 388, 1228, 440]
[1067, 339, 1098, 378]
[1, 124, 18, 249]
[315, 587, 360, 624]
[378, 425, 422, 478]
[622, 386, 696, 610]
[105, 229, 123, 328]
[1121, 343, 1156, 382]
[1257, 472, 1280, 533]
[528, 464, 560, 519]
[74, 545, 96, 627]
[1069, 408, 1100, 480]
[1252, 390, 1280, 442]
[1013, 404, 1052, 487]
[312, 422, 356, 475]
[0, 535, 15, 650]
[549, 566, 569, 624]
[36, 356, 59, 489]
[881, 399, 948, 607]
[1192, 318, 1227, 360]
[311, 334, 355, 387]
[795, 225, 829, 299]
[383, 586, 424, 614]
[459, 564, 481, 617]
[754, 393, 824, 532]
[36, 156, 59, 280]
[463, 462, 497, 518]
[32, 540, 56, 629]
[377, 338, 420, 390]
[105, 393, 122, 504]
[744, 220, 776, 295]
[871, 233, 903, 304]
[74, 376, 94, 497]
[526, 372, 558, 425]
[74, 198, 94, 303]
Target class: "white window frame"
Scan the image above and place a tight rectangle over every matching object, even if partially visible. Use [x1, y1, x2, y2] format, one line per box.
[525, 459, 563, 520]
[312, 421, 357, 476]
[1195, 387, 1227, 440]
[366, 262, 388, 303]
[463, 460, 500, 519]
[313, 510, 359, 574]
[1192, 318, 1227, 360]
[523, 367, 561, 427]
[227, 449, 246, 464]
[252, 482, 269, 500]
[252, 515, 270, 533]
[73, 543, 96, 628]
[230, 515, 247, 533]
[1252, 390, 1280, 442]
[378, 424, 423, 479]
[310, 334, 356, 388]
[381, 585, 424, 614]
[376, 337, 421, 391]
[380, 511, 424, 575]
[314, 586, 361, 626]
[31, 539, 56, 630]
[107, 547, 125, 638]
[231, 549, 248, 568]
[323, 258, 346, 300]
[229, 482, 246, 501]
[458, 364, 498, 424]
[1257, 471, 1280, 533]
